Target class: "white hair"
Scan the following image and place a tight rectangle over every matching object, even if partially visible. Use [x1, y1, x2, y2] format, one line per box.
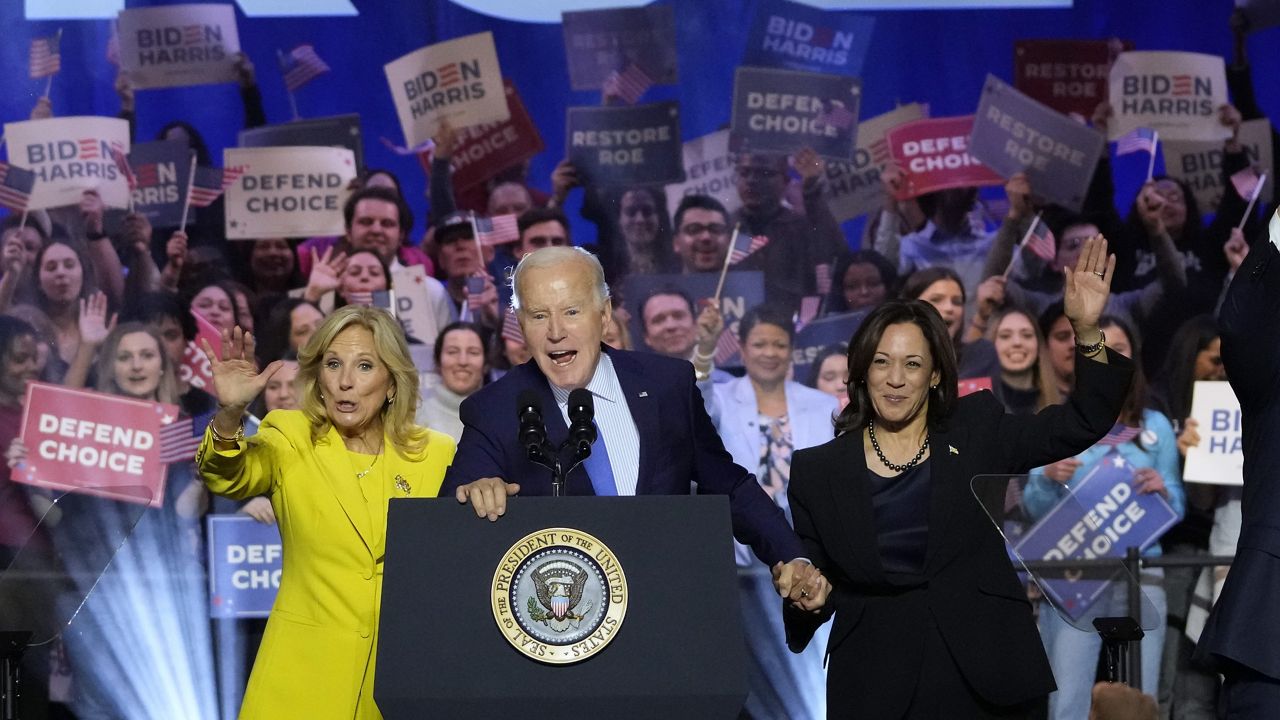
[509, 246, 610, 312]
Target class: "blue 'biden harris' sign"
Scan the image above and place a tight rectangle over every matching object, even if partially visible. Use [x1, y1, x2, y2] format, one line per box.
[566, 101, 683, 186]
[743, 0, 875, 77]
[1015, 452, 1179, 621]
[208, 514, 282, 619]
[731, 66, 861, 162]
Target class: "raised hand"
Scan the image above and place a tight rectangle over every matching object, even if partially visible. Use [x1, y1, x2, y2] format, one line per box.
[3, 236, 26, 275]
[1224, 228, 1248, 274]
[80, 190, 105, 235]
[792, 147, 825, 183]
[1005, 172, 1033, 220]
[694, 300, 724, 359]
[166, 230, 188, 270]
[1137, 183, 1167, 236]
[550, 159, 580, 205]
[120, 213, 153, 256]
[1063, 234, 1115, 336]
[199, 326, 283, 411]
[78, 292, 117, 347]
[234, 51, 256, 89]
[433, 118, 459, 160]
[304, 246, 347, 302]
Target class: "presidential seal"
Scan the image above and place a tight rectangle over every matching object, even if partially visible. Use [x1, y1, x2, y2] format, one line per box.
[491, 528, 627, 664]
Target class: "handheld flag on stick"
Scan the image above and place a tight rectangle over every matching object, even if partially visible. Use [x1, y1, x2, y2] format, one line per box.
[471, 214, 519, 246]
[1116, 127, 1159, 181]
[1004, 212, 1056, 279]
[1231, 167, 1268, 231]
[279, 44, 330, 93]
[602, 62, 654, 105]
[713, 224, 741, 303]
[110, 146, 136, 212]
[0, 162, 37, 213]
[29, 31, 62, 80]
[730, 232, 770, 265]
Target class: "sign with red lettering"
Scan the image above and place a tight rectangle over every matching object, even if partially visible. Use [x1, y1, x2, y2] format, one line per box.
[3, 116, 132, 210]
[13, 383, 179, 508]
[1014, 39, 1131, 119]
[384, 32, 510, 149]
[180, 311, 221, 399]
[824, 103, 928, 222]
[664, 129, 743, 219]
[117, 4, 241, 90]
[223, 146, 357, 240]
[885, 115, 1002, 199]
[1108, 51, 1230, 142]
[423, 80, 544, 192]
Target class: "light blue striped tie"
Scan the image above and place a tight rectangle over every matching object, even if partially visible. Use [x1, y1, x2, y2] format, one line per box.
[581, 422, 617, 496]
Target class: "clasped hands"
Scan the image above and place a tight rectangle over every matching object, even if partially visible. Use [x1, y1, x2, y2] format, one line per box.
[773, 559, 830, 612]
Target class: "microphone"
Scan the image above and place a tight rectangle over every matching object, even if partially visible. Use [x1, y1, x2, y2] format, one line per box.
[566, 388, 597, 458]
[516, 389, 548, 459]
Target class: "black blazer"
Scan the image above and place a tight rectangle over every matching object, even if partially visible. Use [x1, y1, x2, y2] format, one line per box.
[1197, 240, 1280, 679]
[785, 348, 1133, 717]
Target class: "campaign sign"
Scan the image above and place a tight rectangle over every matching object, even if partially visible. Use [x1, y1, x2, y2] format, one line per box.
[1237, 0, 1280, 33]
[1108, 52, 1230, 142]
[664, 129, 742, 219]
[1183, 381, 1244, 486]
[824, 103, 928, 222]
[958, 376, 993, 397]
[561, 5, 678, 91]
[390, 264, 450, 346]
[621, 271, 765, 367]
[13, 383, 179, 508]
[117, 4, 241, 89]
[384, 32, 509, 149]
[886, 115, 1003, 199]
[128, 141, 193, 228]
[970, 74, 1105, 212]
[1162, 119, 1274, 212]
[238, 114, 365, 172]
[1015, 452, 1180, 621]
[792, 311, 866, 382]
[4, 116, 132, 210]
[1014, 39, 1132, 119]
[208, 515, 281, 619]
[731, 67, 861, 162]
[443, 80, 544, 192]
[566, 102, 683, 186]
[743, 0, 875, 77]
[181, 311, 222, 399]
[223, 146, 357, 240]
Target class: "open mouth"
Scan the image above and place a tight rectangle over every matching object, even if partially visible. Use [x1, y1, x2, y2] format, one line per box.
[335, 400, 358, 413]
[548, 350, 577, 367]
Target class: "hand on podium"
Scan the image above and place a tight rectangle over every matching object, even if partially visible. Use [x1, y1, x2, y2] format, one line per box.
[454, 477, 521, 521]
[773, 559, 831, 612]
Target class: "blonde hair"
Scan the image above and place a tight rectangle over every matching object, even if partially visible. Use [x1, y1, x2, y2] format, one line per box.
[94, 322, 180, 406]
[296, 306, 429, 458]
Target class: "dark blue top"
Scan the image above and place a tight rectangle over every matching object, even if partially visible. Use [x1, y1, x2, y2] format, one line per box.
[868, 461, 931, 583]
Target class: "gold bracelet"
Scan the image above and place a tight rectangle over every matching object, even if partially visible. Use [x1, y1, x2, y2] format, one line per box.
[208, 420, 245, 444]
[1076, 329, 1106, 358]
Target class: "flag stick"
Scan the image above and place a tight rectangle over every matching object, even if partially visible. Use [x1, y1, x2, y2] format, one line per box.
[1145, 132, 1159, 182]
[18, 209, 28, 229]
[468, 212, 485, 260]
[277, 50, 301, 120]
[41, 28, 62, 98]
[1238, 172, 1268, 231]
[178, 152, 198, 229]
[713, 224, 739, 304]
[1003, 212, 1042, 280]
[287, 90, 300, 121]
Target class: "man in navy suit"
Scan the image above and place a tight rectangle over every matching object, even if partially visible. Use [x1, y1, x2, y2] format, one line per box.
[1196, 213, 1280, 717]
[443, 246, 818, 580]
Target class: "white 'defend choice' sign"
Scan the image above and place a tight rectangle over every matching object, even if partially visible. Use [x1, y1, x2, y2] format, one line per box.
[223, 146, 357, 240]
[117, 4, 241, 89]
[384, 32, 509, 150]
[824, 102, 927, 222]
[1184, 380, 1244, 486]
[1108, 51, 1230, 143]
[3, 116, 131, 210]
[664, 129, 742, 219]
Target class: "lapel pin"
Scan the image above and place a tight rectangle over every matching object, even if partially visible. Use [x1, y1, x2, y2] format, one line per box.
[395, 475, 412, 495]
[638, 391, 649, 398]
[949, 445, 959, 455]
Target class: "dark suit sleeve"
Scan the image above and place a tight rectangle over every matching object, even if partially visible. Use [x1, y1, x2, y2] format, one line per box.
[1221, 241, 1280, 407]
[979, 349, 1133, 473]
[684, 372, 806, 566]
[441, 394, 511, 495]
[783, 448, 837, 653]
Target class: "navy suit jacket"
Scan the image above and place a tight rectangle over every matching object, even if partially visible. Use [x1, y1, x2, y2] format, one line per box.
[1197, 239, 1280, 680]
[442, 347, 805, 567]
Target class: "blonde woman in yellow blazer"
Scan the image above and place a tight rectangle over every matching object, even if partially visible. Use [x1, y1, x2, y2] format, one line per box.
[198, 306, 456, 720]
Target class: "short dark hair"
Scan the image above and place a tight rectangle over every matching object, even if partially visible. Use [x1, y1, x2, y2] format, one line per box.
[828, 249, 898, 314]
[0, 315, 37, 362]
[433, 321, 488, 368]
[900, 266, 966, 304]
[673, 195, 729, 232]
[1, 215, 48, 244]
[640, 285, 695, 329]
[343, 186, 414, 238]
[123, 291, 195, 341]
[517, 207, 570, 241]
[835, 299, 958, 436]
[738, 303, 795, 345]
[806, 342, 848, 389]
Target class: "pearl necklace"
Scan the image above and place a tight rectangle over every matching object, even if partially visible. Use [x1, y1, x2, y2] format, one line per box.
[868, 421, 929, 473]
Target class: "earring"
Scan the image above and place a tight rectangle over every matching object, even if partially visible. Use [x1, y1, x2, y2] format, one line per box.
[930, 385, 938, 391]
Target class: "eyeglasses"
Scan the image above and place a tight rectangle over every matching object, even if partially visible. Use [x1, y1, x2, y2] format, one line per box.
[679, 223, 728, 237]
[621, 205, 657, 218]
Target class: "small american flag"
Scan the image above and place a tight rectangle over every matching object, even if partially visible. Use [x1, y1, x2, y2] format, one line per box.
[1115, 127, 1158, 157]
[713, 328, 740, 365]
[1023, 215, 1056, 262]
[110, 146, 136, 191]
[345, 291, 375, 306]
[159, 411, 215, 463]
[1231, 166, 1265, 202]
[1096, 423, 1141, 448]
[188, 166, 246, 207]
[279, 44, 330, 93]
[29, 34, 61, 79]
[472, 214, 519, 246]
[729, 233, 769, 265]
[603, 62, 653, 105]
[0, 163, 37, 212]
[816, 101, 855, 131]
[501, 310, 525, 344]
[106, 26, 120, 66]
[814, 263, 833, 296]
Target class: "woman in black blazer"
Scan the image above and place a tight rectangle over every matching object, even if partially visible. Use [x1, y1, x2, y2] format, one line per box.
[784, 236, 1134, 718]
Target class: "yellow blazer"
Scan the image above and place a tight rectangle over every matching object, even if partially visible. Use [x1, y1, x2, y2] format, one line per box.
[198, 409, 455, 720]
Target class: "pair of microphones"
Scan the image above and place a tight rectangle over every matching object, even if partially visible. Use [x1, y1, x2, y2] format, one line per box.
[516, 388, 596, 496]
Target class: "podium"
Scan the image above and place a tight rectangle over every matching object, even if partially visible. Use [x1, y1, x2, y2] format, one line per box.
[375, 495, 748, 719]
